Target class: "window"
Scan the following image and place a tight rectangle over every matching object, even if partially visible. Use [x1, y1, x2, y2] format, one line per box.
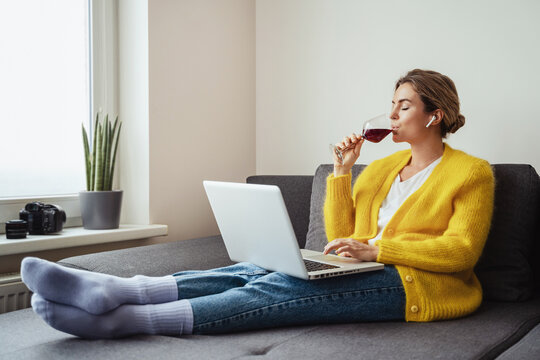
[0, 0, 90, 199]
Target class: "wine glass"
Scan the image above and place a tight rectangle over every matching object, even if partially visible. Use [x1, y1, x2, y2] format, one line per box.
[329, 113, 392, 164]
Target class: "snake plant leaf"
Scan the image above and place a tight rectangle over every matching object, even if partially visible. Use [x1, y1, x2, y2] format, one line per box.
[111, 115, 118, 147]
[82, 125, 91, 189]
[90, 113, 99, 190]
[109, 121, 122, 190]
[103, 115, 112, 190]
[82, 124, 91, 191]
[95, 123, 104, 191]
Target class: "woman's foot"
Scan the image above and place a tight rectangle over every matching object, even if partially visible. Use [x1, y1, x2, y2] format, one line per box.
[21, 257, 178, 314]
[31, 294, 193, 339]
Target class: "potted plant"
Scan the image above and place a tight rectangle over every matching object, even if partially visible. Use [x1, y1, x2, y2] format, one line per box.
[80, 113, 123, 229]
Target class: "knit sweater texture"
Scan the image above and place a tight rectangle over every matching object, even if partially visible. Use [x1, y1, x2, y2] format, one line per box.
[324, 144, 495, 322]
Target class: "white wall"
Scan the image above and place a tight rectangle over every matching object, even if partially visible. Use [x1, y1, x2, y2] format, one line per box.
[148, 0, 255, 240]
[256, 0, 540, 175]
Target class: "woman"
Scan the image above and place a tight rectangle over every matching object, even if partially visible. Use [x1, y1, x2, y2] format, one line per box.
[21, 69, 494, 338]
[324, 69, 494, 322]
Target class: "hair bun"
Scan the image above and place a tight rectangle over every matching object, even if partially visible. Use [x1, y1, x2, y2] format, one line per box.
[449, 114, 465, 133]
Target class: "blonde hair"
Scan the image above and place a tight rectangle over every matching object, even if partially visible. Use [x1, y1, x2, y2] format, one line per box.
[395, 69, 465, 138]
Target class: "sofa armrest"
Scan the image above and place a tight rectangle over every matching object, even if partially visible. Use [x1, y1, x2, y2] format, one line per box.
[58, 236, 234, 277]
[246, 175, 313, 248]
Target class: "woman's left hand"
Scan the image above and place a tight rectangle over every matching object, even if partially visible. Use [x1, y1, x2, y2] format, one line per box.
[323, 238, 379, 262]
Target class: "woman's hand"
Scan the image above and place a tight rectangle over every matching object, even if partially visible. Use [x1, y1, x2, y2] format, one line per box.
[333, 134, 364, 176]
[323, 238, 379, 262]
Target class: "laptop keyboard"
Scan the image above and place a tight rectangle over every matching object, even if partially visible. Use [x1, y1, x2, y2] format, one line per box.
[303, 259, 340, 272]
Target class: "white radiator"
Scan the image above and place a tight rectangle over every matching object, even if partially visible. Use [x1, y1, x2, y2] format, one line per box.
[0, 273, 32, 314]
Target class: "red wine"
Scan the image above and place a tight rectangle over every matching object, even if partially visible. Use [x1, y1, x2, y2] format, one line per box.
[363, 128, 392, 143]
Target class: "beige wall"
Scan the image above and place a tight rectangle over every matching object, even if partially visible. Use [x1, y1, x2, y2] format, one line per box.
[148, 0, 256, 241]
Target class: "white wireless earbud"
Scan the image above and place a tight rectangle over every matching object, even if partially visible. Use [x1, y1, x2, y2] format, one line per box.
[426, 115, 436, 128]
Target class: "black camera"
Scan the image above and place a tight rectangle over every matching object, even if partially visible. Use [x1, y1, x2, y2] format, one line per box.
[19, 202, 66, 235]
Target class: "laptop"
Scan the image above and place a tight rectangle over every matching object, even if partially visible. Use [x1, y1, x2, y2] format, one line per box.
[203, 180, 384, 280]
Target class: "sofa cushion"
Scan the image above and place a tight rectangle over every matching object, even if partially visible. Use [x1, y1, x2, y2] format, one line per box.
[247, 175, 313, 248]
[475, 164, 540, 301]
[305, 164, 540, 302]
[305, 164, 365, 251]
[1, 298, 539, 359]
[59, 236, 235, 277]
[496, 322, 540, 360]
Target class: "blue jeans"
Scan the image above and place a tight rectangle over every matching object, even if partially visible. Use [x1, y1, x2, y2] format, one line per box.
[172, 262, 405, 334]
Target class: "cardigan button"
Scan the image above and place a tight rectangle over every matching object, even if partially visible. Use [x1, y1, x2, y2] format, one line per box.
[405, 275, 413, 283]
[411, 305, 419, 313]
[387, 229, 394, 234]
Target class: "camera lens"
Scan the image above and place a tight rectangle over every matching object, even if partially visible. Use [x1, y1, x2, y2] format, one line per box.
[5, 220, 28, 239]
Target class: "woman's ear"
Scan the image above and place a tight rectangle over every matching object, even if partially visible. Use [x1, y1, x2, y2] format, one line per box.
[428, 110, 444, 127]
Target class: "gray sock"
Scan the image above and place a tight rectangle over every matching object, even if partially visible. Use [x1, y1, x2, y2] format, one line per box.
[31, 294, 193, 339]
[21, 257, 178, 314]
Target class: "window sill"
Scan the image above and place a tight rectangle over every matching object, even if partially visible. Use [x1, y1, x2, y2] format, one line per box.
[0, 224, 168, 256]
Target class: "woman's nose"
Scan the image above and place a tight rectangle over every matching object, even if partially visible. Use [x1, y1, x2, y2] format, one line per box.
[389, 109, 398, 120]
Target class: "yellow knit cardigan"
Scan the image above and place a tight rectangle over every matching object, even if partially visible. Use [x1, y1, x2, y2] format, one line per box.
[324, 144, 495, 322]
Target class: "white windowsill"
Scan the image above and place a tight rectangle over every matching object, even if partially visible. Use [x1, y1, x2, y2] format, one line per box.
[0, 224, 168, 256]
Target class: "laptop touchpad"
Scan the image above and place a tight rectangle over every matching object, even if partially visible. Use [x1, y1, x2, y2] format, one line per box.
[308, 254, 362, 264]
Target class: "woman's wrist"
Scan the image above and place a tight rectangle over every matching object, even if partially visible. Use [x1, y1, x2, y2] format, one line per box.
[371, 245, 380, 262]
[333, 165, 351, 177]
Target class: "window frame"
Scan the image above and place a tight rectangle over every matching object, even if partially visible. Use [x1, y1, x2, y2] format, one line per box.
[0, 0, 118, 233]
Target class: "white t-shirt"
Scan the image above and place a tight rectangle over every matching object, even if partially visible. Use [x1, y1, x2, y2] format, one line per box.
[367, 156, 443, 245]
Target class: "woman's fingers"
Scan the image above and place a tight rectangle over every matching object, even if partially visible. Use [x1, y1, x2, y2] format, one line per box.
[332, 134, 363, 168]
[324, 239, 364, 253]
[323, 242, 336, 255]
[323, 238, 349, 254]
[341, 134, 360, 149]
[336, 246, 351, 255]
[353, 138, 364, 154]
[324, 238, 377, 261]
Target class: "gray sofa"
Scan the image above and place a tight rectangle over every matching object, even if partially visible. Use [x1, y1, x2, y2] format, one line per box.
[1, 163, 539, 360]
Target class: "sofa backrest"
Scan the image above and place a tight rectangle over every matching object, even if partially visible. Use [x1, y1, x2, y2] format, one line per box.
[249, 163, 540, 302]
[475, 164, 540, 301]
[246, 175, 314, 248]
